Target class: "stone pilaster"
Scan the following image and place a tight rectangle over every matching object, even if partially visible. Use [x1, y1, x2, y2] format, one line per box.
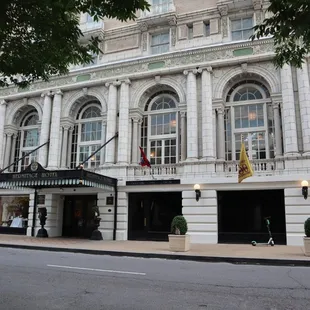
[280, 65, 299, 156]
[216, 106, 225, 160]
[48, 90, 63, 168]
[180, 111, 187, 161]
[296, 61, 310, 154]
[38, 92, 53, 167]
[212, 108, 217, 159]
[218, 5, 228, 38]
[3, 132, 13, 168]
[201, 67, 214, 160]
[117, 79, 131, 164]
[60, 125, 70, 168]
[0, 100, 7, 168]
[131, 116, 142, 164]
[272, 101, 283, 157]
[9, 133, 18, 171]
[105, 82, 119, 164]
[66, 127, 74, 168]
[100, 120, 107, 166]
[184, 69, 200, 160]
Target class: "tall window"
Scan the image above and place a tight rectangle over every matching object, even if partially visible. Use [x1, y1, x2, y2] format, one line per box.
[151, 33, 170, 54]
[14, 111, 40, 171]
[71, 103, 102, 169]
[224, 81, 275, 161]
[141, 95, 178, 165]
[231, 17, 253, 41]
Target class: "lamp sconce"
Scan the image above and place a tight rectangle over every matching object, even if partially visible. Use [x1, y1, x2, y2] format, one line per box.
[302, 180, 308, 200]
[194, 184, 201, 202]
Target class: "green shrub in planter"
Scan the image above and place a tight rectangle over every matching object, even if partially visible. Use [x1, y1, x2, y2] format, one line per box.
[171, 215, 188, 235]
[305, 218, 310, 237]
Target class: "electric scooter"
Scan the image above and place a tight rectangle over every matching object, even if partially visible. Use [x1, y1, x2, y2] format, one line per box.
[251, 216, 275, 246]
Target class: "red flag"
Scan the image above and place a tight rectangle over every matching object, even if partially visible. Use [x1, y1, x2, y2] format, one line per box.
[139, 146, 151, 168]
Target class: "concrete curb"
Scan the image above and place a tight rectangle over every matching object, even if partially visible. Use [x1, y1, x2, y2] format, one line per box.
[1, 243, 309, 267]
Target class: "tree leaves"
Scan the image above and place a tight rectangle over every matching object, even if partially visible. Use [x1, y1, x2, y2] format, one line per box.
[252, 0, 310, 68]
[0, 0, 149, 88]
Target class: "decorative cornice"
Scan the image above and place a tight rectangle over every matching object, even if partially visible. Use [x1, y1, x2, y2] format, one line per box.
[0, 39, 275, 100]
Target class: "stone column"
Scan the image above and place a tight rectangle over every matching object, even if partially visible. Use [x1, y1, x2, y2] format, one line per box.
[38, 92, 53, 167]
[117, 79, 131, 164]
[48, 90, 63, 169]
[272, 103, 283, 157]
[0, 100, 7, 168]
[184, 69, 199, 160]
[212, 108, 217, 159]
[296, 61, 310, 154]
[280, 65, 299, 156]
[131, 117, 140, 164]
[66, 127, 74, 168]
[3, 132, 13, 168]
[60, 126, 70, 168]
[9, 133, 18, 171]
[180, 112, 187, 161]
[105, 82, 119, 164]
[100, 121, 106, 166]
[217, 107, 225, 160]
[201, 67, 214, 160]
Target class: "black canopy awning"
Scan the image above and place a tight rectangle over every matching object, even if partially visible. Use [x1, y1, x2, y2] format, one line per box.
[0, 162, 117, 191]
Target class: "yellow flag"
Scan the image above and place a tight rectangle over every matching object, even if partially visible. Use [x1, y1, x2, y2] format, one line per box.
[238, 143, 254, 183]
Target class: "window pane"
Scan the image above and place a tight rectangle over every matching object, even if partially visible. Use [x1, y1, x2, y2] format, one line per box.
[231, 19, 242, 31]
[232, 31, 242, 41]
[23, 129, 39, 147]
[243, 29, 253, 40]
[242, 17, 253, 29]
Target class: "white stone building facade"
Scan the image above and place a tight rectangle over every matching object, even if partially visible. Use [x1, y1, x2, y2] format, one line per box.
[0, 0, 309, 246]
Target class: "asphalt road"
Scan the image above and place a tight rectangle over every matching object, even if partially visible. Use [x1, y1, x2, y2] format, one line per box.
[0, 247, 310, 310]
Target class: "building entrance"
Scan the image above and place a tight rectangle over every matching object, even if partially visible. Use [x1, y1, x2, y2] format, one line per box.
[62, 195, 97, 238]
[218, 190, 286, 244]
[128, 192, 182, 241]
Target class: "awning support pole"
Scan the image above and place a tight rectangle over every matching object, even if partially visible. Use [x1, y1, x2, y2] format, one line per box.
[0, 140, 50, 173]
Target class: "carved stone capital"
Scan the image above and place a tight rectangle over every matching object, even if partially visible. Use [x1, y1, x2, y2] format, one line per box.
[122, 78, 131, 85]
[0, 99, 7, 106]
[54, 89, 63, 96]
[253, 0, 262, 10]
[180, 111, 187, 118]
[113, 80, 121, 87]
[41, 91, 53, 98]
[218, 5, 228, 16]
[167, 15, 177, 26]
[138, 22, 148, 32]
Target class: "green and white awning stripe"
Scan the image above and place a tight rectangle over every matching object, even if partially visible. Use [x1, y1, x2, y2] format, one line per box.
[0, 179, 113, 190]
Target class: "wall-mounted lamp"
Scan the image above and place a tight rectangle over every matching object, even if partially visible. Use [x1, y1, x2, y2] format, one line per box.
[302, 180, 308, 200]
[194, 184, 201, 202]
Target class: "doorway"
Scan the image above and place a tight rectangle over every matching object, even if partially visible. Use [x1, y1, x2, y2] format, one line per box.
[218, 190, 286, 244]
[128, 192, 182, 241]
[62, 195, 97, 238]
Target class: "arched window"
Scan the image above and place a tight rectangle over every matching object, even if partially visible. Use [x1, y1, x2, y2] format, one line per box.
[71, 103, 102, 169]
[224, 81, 276, 161]
[14, 110, 40, 171]
[141, 95, 178, 165]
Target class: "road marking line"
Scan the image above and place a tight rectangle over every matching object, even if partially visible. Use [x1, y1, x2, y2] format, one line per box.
[47, 264, 146, 276]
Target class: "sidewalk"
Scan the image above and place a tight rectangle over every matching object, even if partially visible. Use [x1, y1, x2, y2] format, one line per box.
[0, 235, 309, 267]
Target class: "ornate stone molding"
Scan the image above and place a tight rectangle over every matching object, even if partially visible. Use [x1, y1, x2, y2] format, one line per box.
[0, 39, 275, 99]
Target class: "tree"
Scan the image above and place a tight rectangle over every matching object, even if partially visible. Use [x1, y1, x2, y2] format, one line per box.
[0, 0, 149, 88]
[252, 0, 310, 68]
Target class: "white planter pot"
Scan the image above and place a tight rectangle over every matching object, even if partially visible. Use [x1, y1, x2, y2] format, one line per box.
[168, 234, 190, 252]
[304, 237, 310, 256]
